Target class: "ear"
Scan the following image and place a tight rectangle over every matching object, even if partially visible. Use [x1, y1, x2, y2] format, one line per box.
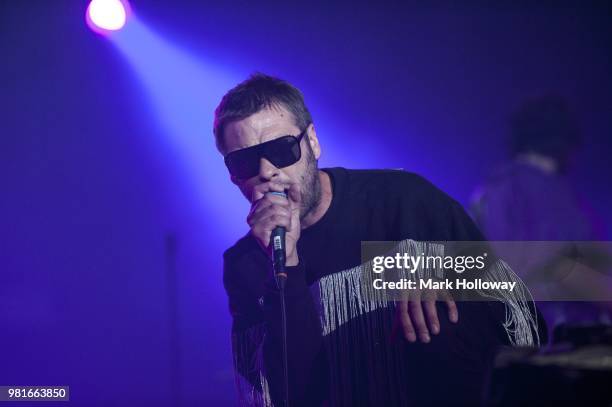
[305, 123, 321, 160]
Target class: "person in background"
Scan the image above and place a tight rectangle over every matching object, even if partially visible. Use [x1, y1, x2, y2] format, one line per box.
[471, 94, 611, 334]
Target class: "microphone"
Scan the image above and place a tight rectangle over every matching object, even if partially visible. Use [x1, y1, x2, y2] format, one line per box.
[267, 191, 288, 289]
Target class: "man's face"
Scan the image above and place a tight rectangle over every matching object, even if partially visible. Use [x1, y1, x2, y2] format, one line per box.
[221, 105, 322, 219]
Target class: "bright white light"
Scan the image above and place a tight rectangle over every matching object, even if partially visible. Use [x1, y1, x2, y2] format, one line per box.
[87, 0, 128, 32]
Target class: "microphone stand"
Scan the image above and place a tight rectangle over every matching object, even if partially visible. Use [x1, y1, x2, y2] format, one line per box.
[269, 190, 290, 406]
[274, 259, 289, 407]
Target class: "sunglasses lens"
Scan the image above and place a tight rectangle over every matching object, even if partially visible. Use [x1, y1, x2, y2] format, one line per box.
[225, 149, 260, 179]
[265, 136, 301, 168]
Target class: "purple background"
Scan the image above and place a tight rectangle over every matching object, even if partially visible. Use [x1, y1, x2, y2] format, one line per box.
[1, 1, 610, 405]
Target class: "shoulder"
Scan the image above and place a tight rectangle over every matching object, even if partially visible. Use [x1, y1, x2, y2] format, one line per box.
[332, 168, 481, 240]
[335, 167, 429, 185]
[332, 167, 456, 206]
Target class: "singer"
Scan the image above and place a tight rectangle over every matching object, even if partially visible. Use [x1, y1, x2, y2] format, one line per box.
[216, 74, 544, 406]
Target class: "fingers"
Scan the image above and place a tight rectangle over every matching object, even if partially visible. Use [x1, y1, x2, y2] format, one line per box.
[248, 192, 292, 253]
[248, 193, 290, 219]
[397, 301, 417, 343]
[409, 299, 430, 343]
[423, 299, 440, 335]
[248, 199, 291, 225]
[396, 290, 458, 344]
[249, 210, 292, 245]
[442, 290, 459, 323]
[396, 300, 431, 344]
[248, 182, 291, 224]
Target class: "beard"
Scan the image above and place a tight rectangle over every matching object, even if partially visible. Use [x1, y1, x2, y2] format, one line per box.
[299, 146, 322, 220]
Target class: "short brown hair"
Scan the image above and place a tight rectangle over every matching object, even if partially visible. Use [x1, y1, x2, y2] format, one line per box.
[213, 73, 313, 153]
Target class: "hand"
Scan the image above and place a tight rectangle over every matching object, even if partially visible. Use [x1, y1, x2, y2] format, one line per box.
[392, 288, 458, 343]
[248, 181, 302, 266]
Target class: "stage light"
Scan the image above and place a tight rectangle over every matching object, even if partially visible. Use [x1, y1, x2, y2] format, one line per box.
[86, 0, 130, 33]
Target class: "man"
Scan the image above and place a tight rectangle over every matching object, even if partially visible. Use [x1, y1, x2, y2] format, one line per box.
[216, 73, 541, 406]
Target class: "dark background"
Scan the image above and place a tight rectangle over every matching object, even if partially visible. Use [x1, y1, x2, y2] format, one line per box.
[1, 1, 610, 405]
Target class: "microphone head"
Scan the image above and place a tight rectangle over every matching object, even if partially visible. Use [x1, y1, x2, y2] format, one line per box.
[267, 191, 287, 198]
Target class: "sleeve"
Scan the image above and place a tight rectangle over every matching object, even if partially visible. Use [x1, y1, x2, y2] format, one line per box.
[393, 172, 545, 346]
[446, 198, 548, 346]
[224, 247, 328, 406]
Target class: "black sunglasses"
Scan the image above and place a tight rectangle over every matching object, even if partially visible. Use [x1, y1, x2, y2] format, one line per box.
[224, 128, 308, 180]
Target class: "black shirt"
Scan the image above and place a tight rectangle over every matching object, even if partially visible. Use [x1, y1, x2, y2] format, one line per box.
[223, 168, 540, 406]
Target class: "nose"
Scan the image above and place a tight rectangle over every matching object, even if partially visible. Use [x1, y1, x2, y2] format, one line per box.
[258, 157, 280, 181]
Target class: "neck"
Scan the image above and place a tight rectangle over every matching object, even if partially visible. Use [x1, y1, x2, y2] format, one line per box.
[301, 170, 332, 229]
